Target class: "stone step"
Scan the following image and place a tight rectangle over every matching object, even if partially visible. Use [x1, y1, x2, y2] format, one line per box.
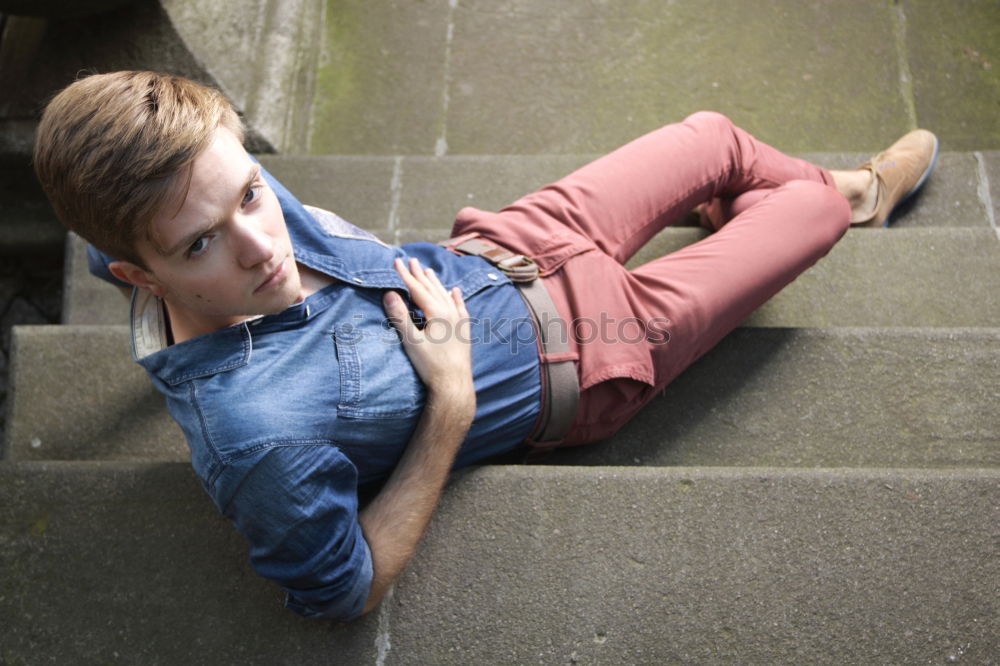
[61, 151, 1000, 326]
[3, 325, 185, 462]
[7, 149, 994, 263]
[61, 231, 126, 326]
[63, 153, 1000, 326]
[257, 151, 996, 235]
[63, 224, 1000, 329]
[545, 327, 1000, 469]
[0, 161, 65, 252]
[10, 0, 995, 157]
[0, 1, 320, 157]
[7, 325, 998, 470]
[631, 226, 1000, 329]
[302, 0, 1000, 153]
[1, 460, 996, 663]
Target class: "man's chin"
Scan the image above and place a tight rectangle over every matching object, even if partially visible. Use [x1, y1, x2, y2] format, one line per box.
[265, 286, 304, 314]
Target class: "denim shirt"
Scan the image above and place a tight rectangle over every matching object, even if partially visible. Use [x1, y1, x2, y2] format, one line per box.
[92, 167, 541, 621]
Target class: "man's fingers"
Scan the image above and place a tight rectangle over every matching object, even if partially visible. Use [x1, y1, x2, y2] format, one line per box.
[450, 287, 469, 318]
[387, 258, 474, 388]
[406, 258, 448, 299]
[382, 290, 417, 336]
[395, 258, 431, 296]
[394, 257, 466, 320]
[381, 290, 405, 321]
[420, 262, 446, 291]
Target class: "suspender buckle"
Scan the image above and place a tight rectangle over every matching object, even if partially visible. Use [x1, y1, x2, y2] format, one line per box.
[439, 234, 540, 282]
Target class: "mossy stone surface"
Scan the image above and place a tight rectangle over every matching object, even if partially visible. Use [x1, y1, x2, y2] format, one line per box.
[905, 0, 1000, 149]
[310, 0, 919, 155]
[446, 0, 909, 154]
[310, 0, 452, 154]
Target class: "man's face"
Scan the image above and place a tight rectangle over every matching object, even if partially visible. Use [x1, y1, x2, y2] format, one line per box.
[127, 126, 303, 336]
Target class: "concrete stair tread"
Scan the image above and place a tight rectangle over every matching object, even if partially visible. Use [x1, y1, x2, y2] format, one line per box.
[303, 0, 1000, 153]
[58, 149, 1000, 326]
[1, 460, 996, 663]
[0, 162, 65, 251]
[63, 225, 1000, 328]
[4, 325, 186, 462]
[62, 231, 126, 326]
[60, 151, 1000, 327]
[7, 325, 998, 468]
[547, 327, 1000, 468]
[257, 151, 995, 234]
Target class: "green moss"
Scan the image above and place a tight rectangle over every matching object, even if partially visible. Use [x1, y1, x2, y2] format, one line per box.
[0, 651, 30, 666]
[310, 0, 449, 154]
[310, 1, 363, 153]
[449, 0, 909, 153]
[29, 513, 49, 537]
[906, 0, 1000, 149]
[308, 0, 997, 154]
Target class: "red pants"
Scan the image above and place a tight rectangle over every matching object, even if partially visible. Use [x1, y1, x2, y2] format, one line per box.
[452, 111, 850, 445]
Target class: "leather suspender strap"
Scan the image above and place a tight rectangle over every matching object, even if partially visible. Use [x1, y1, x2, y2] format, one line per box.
[443, 232, 541, 282]
[439, 234, 580, 444]
[513, 278, 581, 444]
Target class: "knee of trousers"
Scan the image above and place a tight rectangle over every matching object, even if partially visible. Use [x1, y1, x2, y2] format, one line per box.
[780, 179, 851, 246]
[681, 110, 735, 134]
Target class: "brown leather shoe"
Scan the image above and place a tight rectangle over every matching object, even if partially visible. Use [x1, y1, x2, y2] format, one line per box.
[854, 129, 939, 227]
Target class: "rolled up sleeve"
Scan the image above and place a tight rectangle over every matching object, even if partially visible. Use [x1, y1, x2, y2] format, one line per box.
[221, 444, 372, 621]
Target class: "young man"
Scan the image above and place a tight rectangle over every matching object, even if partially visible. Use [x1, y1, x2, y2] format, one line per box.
[33, 71, 938, 621]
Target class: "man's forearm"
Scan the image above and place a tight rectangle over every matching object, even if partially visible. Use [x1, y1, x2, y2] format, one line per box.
[358, 259, 475, 616]
[357, 382, 475, 615]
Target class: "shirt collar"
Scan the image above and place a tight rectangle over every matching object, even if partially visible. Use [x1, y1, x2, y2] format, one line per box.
[130, 279, 351, 385]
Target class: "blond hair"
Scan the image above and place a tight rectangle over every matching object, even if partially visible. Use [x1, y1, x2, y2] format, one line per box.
[33, 71, 244, 265]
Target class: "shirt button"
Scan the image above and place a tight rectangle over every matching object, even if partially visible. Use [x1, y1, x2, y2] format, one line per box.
[487, 272, 499, 281]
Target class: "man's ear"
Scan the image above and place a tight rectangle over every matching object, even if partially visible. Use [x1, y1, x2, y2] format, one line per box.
[108, 260, 167, 298]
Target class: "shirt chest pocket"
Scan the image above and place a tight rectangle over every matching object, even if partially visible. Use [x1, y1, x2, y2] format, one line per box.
[333, 321, 425, 419]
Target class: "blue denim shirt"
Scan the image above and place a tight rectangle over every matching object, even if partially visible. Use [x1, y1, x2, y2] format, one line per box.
[90, 168, 541, 621]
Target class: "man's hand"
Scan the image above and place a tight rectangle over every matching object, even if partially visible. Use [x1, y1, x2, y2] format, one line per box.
[357, 257, 477, 616]
[382, 257, 473, 398]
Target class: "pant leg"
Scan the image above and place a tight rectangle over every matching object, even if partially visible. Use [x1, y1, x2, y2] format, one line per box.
[496, 110, 837, 266]
[561, 179, 850, 444]
[450, 111, 851, 445]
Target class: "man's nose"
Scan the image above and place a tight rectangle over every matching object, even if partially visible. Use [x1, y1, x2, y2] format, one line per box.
[234, 216, 275, 268]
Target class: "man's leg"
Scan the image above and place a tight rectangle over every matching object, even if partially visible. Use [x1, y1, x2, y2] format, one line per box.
[496, 110, 837, 266]
[557, 179, 850, 444]
[454, 111, 852, 445]
[629, 180, 849, 382]
[455, 112, 934, 445]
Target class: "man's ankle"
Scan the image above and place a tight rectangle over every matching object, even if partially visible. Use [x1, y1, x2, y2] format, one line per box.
[831, 168, 878, 224]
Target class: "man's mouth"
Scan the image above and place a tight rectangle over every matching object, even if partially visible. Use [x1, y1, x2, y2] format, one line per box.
[254, 258, 286, 294]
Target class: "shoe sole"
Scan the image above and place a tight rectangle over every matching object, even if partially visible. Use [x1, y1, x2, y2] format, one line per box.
[883, 134, 940, 228]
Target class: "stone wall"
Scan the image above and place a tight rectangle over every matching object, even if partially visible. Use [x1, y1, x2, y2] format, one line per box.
[0, 0, 324, 156]
[160, 0, 323, 154]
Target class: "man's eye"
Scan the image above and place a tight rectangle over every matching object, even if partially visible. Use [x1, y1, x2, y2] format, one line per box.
[188, 237, 209, 256]
[242, 184, 261, 207]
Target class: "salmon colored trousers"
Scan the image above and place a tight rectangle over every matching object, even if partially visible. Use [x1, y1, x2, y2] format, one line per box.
[451, 111, 851, 446]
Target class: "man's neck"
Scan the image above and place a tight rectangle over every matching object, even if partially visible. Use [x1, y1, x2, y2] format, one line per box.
[297, 261, 335, 298]
[163, 261, 335, 344]
[162, 303, 244, 345]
